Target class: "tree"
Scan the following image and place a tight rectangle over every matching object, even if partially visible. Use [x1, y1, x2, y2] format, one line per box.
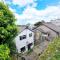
[34, 21, 43, 27]
[0, 2, 17, 49]
[0, 44, 11, 60]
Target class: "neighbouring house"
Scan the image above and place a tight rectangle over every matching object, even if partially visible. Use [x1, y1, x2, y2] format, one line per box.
[32, 28, 42, 44]
[43, 22, 60, 36]
[15, 25, 34, 53]
[33, 22, 60, 44]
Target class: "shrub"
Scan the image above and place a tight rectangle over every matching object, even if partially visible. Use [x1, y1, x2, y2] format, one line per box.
[0, 44, 11, 60]
[39, 37, 60, 60]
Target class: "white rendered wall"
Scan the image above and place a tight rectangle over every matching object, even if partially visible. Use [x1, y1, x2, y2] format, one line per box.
[15, 29, 34, 53]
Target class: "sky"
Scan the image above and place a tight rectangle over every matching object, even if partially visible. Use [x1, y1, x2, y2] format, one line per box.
[1, 0, 60, 25]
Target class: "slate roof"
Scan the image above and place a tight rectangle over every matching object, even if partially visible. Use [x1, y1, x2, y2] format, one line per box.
[17, 25, 26, 33]
[17, 25, 34, 33]
[32, 22, 60, 35]
[43, 22, 60, 34]
[17, 22, 60, 36]
[37, 25, 50, 33]
[32, 25, 49, 33]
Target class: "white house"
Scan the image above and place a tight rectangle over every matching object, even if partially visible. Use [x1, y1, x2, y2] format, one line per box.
[15, 26, 34, 53]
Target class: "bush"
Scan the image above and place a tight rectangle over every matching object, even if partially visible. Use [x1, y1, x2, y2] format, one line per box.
[39, 37, 60, 60]
[27, 49, 33, 54]
[0, 44, 11, 60]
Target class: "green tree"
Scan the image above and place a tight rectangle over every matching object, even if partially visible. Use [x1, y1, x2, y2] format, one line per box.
[0, 2, 17, 50]
[34, 21, 43, 27]
[0, 44, 11, 60]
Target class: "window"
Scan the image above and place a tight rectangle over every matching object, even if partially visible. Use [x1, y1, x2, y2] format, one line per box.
[21, 46, 25, 52]
[20, 35, 26, 40]
[23, 35, 26, 39]
[27, 43, 33, 50]
[29, 33, 32, 37]
[42, 35, 48, 41]
[20, 36, 22, 40]
[21, 57, 25, 60]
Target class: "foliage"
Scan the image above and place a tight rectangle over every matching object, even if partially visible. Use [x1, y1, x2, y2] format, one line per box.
[34, 21, 43, 27]
[27, 49, 33, 55]
[39, 37, 60, 60]
[0, 2, 17, 48]
[0, 44, 11, 60]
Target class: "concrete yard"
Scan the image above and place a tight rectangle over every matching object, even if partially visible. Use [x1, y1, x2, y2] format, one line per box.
[20, 40, 49, 60]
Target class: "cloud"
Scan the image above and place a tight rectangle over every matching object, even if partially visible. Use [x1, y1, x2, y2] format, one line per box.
[2, 0, 60, 25]
[12, 0, 37, 7]
[13, 5, 60, 25]
[9, 7, 16, 12]
[0, 0, 6, 3]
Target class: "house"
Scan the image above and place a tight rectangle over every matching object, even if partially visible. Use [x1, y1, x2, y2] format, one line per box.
[43, 22, 60, 36]
[33, 22, 60, 44]
[15, 25, 34, 53]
